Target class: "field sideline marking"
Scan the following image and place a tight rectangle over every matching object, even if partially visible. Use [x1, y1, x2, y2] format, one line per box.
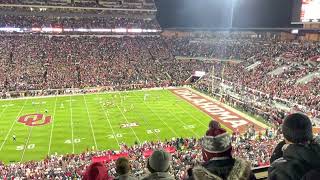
[0, 99, 28, 152]
[116, 93, 141, 144]
[83, 95, 98, 150]
[95, 94, 121, 147]
[69, 96, 75, 153]
[0, 88, 166, 101]
[131, 92, 179, 137]
[186, 87, 269, 129]
[48, 96, 58, 155]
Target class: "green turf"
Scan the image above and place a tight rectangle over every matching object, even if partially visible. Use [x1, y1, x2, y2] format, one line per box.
[0, 89, 214, 164]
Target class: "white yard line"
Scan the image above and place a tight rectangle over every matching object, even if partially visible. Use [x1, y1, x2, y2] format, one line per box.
[94, 94, 121, 147]
[83, 95, 98, 150]
[20, 126, 33, 162]
[132, 92, 179, 137]
[165, 91, 209, 128]
[119, 93, 162, 141]
[116, 104, 141, 144]
[0, 101, 11, 120]
[162, 105, 200, 138]
[47, 96, 58, 155]
[69, 96, 75, 154]
[0, 99, 28, 152]
[115, 93, 141, 143]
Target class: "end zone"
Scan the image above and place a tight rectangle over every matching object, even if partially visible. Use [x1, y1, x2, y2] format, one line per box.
[170, 88, 268, 134]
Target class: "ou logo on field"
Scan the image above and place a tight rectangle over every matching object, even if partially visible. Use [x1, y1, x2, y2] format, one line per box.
[18, 114, 52, 127]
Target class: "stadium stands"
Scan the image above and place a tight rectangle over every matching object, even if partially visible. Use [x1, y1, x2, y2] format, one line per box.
[0, 4, 319, 179]
[0, 14, 160, 29]
[0, 0, 156, 9]
[0, 133, 281, 179]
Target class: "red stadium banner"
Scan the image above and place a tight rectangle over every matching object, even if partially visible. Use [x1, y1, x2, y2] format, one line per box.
[92, 153, 129, 163]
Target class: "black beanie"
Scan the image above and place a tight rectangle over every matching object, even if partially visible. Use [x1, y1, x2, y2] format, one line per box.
[282, 113, 313, 143]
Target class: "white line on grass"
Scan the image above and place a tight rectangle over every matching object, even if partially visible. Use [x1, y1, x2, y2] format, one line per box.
[125, 99, 162, 141]
[119, 92, 162, 141]
[69, 96, 75, 154]
[115, 94, 141, 143]
[94, 94, 121, 147]
[0, 100, 12, 121]
[83, 95, 98, 150]
[131, 91, 179, 137]
[162, 106, 200, 138]
[21, 98, 48, 162]
[164, 91, 208, 128]
[20, 126, 33, 162]
[47, 96, 58, 155]
[0, 99, 28, 152]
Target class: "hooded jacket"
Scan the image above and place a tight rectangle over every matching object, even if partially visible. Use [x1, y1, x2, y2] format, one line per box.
[268, 142, 320, 180]
[192, 158, 256, 180]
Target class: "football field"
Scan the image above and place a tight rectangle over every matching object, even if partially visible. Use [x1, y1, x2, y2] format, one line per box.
[0, 89, 216, 163]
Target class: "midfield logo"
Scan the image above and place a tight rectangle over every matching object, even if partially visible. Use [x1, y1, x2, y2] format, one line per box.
[18, 114, 52, 127]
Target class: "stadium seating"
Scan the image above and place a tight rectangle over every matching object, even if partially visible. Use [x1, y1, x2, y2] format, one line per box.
[0, 10, 319, 179]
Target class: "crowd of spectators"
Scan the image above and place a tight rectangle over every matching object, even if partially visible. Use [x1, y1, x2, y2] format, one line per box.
[0, 29, 319, 179]
[0, 126, 282, 179]
[165, 37, 319, 111]
[0, 15, 160, 29]
[0, 0, 156, 10]
[0, 35, 211, 93]
[0, 35, 318, 111]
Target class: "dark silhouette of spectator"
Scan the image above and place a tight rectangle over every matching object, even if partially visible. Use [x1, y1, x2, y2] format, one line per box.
[114, 157, 137, 180]
[268, 113, 320, 180]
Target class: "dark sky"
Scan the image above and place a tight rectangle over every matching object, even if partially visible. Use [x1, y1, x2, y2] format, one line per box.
[155, 0, 294, 29]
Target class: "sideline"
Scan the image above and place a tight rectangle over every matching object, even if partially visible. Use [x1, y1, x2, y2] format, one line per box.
[0, 87, 171, 101]
[186, 87, 269, 129]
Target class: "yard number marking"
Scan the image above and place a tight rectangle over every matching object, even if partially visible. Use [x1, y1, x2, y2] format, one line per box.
[146, 129, 160, 134]
[16, 144, 35, 151]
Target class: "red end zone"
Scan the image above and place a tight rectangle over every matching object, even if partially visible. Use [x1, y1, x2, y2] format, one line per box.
[170, 88, 266, 134]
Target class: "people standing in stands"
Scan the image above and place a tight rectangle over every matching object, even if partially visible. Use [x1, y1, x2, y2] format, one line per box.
[141, 149, 175, 180]
[268, 113, 320, 180]
[83, 162, 109, 180]
[191, 122, 256, 180]
[114, 157, 137, 180]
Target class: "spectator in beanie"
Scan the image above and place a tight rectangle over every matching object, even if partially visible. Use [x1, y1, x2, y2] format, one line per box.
[114, 157, 137, 180]
[83, 162, 109, 180]
[268, 113, 320, 180]
[192, 123, 256, 180]
[141, 149, 175, 180]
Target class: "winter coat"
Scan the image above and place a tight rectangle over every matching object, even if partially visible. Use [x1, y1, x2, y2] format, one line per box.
[114, 173, 138, 180]
[268, 142, 320, 180]
[141, 172, 175, 180]
[270, 140, 285, 164]
[192, 158, 256, 180]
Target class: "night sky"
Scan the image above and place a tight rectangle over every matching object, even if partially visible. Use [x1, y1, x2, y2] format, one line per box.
[155, 0, 295, 29]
